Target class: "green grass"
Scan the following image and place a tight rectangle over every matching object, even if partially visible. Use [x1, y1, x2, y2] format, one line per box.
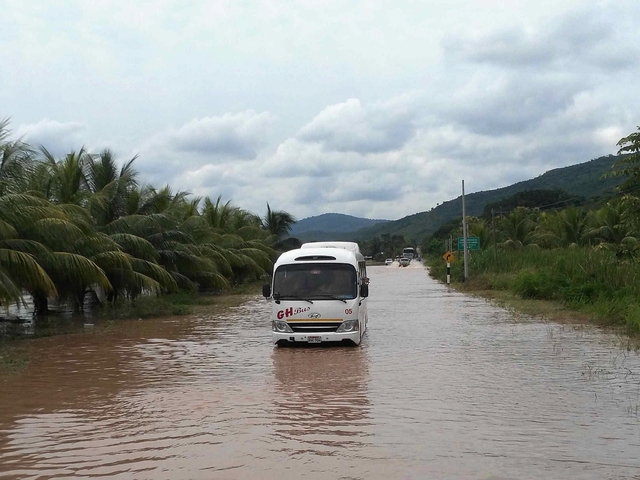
[427, 248, 640, 335]
[0, 342, 29, 374]
[95, 283, 262, 321]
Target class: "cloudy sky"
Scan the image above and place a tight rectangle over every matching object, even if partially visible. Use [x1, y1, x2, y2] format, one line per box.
[2, 0, 639, 221]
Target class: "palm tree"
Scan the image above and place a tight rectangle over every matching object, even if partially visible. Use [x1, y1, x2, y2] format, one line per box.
[588, 201, 636, 246]
[534, 207, 592, 248]
[605, 126, 640, 193]
[86, 148, 139, 226]
[0, 203, 57, 308]
[262, 203, 296, 244]
[40, 147, 92, 205]
[0, 193, 113, 313]
[499, 208, 537, 249]
[467, 217, 491, 250]
[0, 118, 35, 196]
[201, 195, 248, 233]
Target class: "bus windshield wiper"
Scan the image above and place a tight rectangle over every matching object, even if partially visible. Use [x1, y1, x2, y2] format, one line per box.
[273, 293, 314, 304]
[309, 294, 347, 303]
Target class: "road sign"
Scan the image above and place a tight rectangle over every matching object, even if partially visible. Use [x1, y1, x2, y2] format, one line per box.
[443, 251, 455, 262]
[457, 236, 480, 250]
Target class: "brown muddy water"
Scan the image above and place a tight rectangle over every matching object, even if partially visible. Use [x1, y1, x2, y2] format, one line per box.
[1, 264, 640, 479]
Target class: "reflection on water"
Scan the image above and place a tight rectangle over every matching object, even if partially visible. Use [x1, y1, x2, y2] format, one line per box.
[1, 294, 105, 338]
[1, 268, 640, 479]
[271, 346, 370, 454]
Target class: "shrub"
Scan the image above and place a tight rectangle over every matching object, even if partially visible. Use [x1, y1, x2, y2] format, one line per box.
[512, 269, 556, 299]
[624, 303, 640, 333]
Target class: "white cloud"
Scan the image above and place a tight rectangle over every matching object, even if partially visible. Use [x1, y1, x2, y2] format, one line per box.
[133, 111, 276, 188]
[13, 119, 86, 156]
[297, 95, 420, 154]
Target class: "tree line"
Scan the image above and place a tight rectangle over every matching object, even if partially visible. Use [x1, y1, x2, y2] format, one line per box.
[0, 118, 297, 316]
[422, 126, 640, 260]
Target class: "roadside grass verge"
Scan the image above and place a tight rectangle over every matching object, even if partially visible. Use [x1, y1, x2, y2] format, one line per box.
[0, 342, 29, 374]
[95, 283, 263, 321]
[426, 248, 640, 336]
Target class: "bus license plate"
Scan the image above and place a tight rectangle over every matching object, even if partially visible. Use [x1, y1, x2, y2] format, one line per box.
[308, 336, 321, 343]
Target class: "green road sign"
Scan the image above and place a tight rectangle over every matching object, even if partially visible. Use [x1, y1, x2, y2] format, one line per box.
[457, 236, 480, 250]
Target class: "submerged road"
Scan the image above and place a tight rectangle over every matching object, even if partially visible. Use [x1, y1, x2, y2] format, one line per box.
[1, 263, 640, 479]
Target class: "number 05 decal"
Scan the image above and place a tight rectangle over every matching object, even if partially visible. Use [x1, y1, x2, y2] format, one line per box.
[345, 308, 353, 315]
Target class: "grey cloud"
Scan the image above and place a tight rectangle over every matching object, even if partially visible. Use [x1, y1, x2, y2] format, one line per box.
[443, 6, 639, 72]
[166, 111, 276, 159]
[290, 176, 402, 208]
[297, 97, 418, 154]
[329, 184, 402, 203]
[439, 73, 586, 136]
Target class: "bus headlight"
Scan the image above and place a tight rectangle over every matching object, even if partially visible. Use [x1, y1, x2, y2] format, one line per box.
[336, 320, 359, 333]
[273, 320, 293, 333]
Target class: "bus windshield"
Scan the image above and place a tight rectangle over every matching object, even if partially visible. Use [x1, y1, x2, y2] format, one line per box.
[273, 263, 357, 300]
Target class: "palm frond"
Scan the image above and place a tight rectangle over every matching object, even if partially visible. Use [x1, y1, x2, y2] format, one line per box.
[111, 268, 163, 295]
[91, 250, 134, 271]
[0, 239, 52, 258]
[29, 218, 86, 249]
[42, 252, 112, 291]
[0, 218, 17, 240]
[237, 247, 272, 271]
[0, 268, 24, 306]
[0, 248, 57, 296]
[102, 214, 146, 234]
[129, 258, 178, 291]
[109, 233, 159, 261]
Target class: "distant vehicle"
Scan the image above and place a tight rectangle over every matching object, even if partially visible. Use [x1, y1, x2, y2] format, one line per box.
[385, 258, 393, 266]
[399, 257, 411, 267]
[263, 241, 369, 346]
[402, 247, 415, 259]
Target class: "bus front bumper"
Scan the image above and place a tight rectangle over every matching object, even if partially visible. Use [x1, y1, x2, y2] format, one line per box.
[272, 331, 361, 346]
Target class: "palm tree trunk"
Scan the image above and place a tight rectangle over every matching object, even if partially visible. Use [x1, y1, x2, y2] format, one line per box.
[32, 290, 50, 316]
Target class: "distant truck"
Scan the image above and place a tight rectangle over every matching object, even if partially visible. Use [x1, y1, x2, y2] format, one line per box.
[402, 247, 415, 259]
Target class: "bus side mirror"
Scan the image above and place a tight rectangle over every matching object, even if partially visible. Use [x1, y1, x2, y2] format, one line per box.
[360, 283, 369, 298]
[262, 284, 271, 298]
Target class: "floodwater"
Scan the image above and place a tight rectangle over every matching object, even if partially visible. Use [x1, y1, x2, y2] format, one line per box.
[1, 263, 640, 479]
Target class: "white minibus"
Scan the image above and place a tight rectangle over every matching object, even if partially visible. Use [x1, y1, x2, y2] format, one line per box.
[262, 242, 369, 346]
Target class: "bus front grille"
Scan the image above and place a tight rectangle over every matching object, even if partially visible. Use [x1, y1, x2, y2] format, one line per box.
[288, 321, 342, 333]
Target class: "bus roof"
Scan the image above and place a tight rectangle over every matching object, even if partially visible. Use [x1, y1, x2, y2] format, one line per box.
[301, 241, 361, 254]
[276, 246, 363, 267]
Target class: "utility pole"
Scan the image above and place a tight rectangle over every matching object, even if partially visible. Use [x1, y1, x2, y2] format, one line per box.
[462, 180, 468, 281]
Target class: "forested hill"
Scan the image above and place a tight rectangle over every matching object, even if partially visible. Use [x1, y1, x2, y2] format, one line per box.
[354, 154, 623, 242]
[289, 213, 389, 241]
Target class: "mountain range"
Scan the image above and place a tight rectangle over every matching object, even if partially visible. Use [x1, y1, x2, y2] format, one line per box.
[290, 154, 623, 243]
[290, 213, 389, 242]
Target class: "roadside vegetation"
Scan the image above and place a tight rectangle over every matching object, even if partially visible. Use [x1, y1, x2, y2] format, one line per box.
[0, 117, 297, 326]
[424, 126, 640, 335]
